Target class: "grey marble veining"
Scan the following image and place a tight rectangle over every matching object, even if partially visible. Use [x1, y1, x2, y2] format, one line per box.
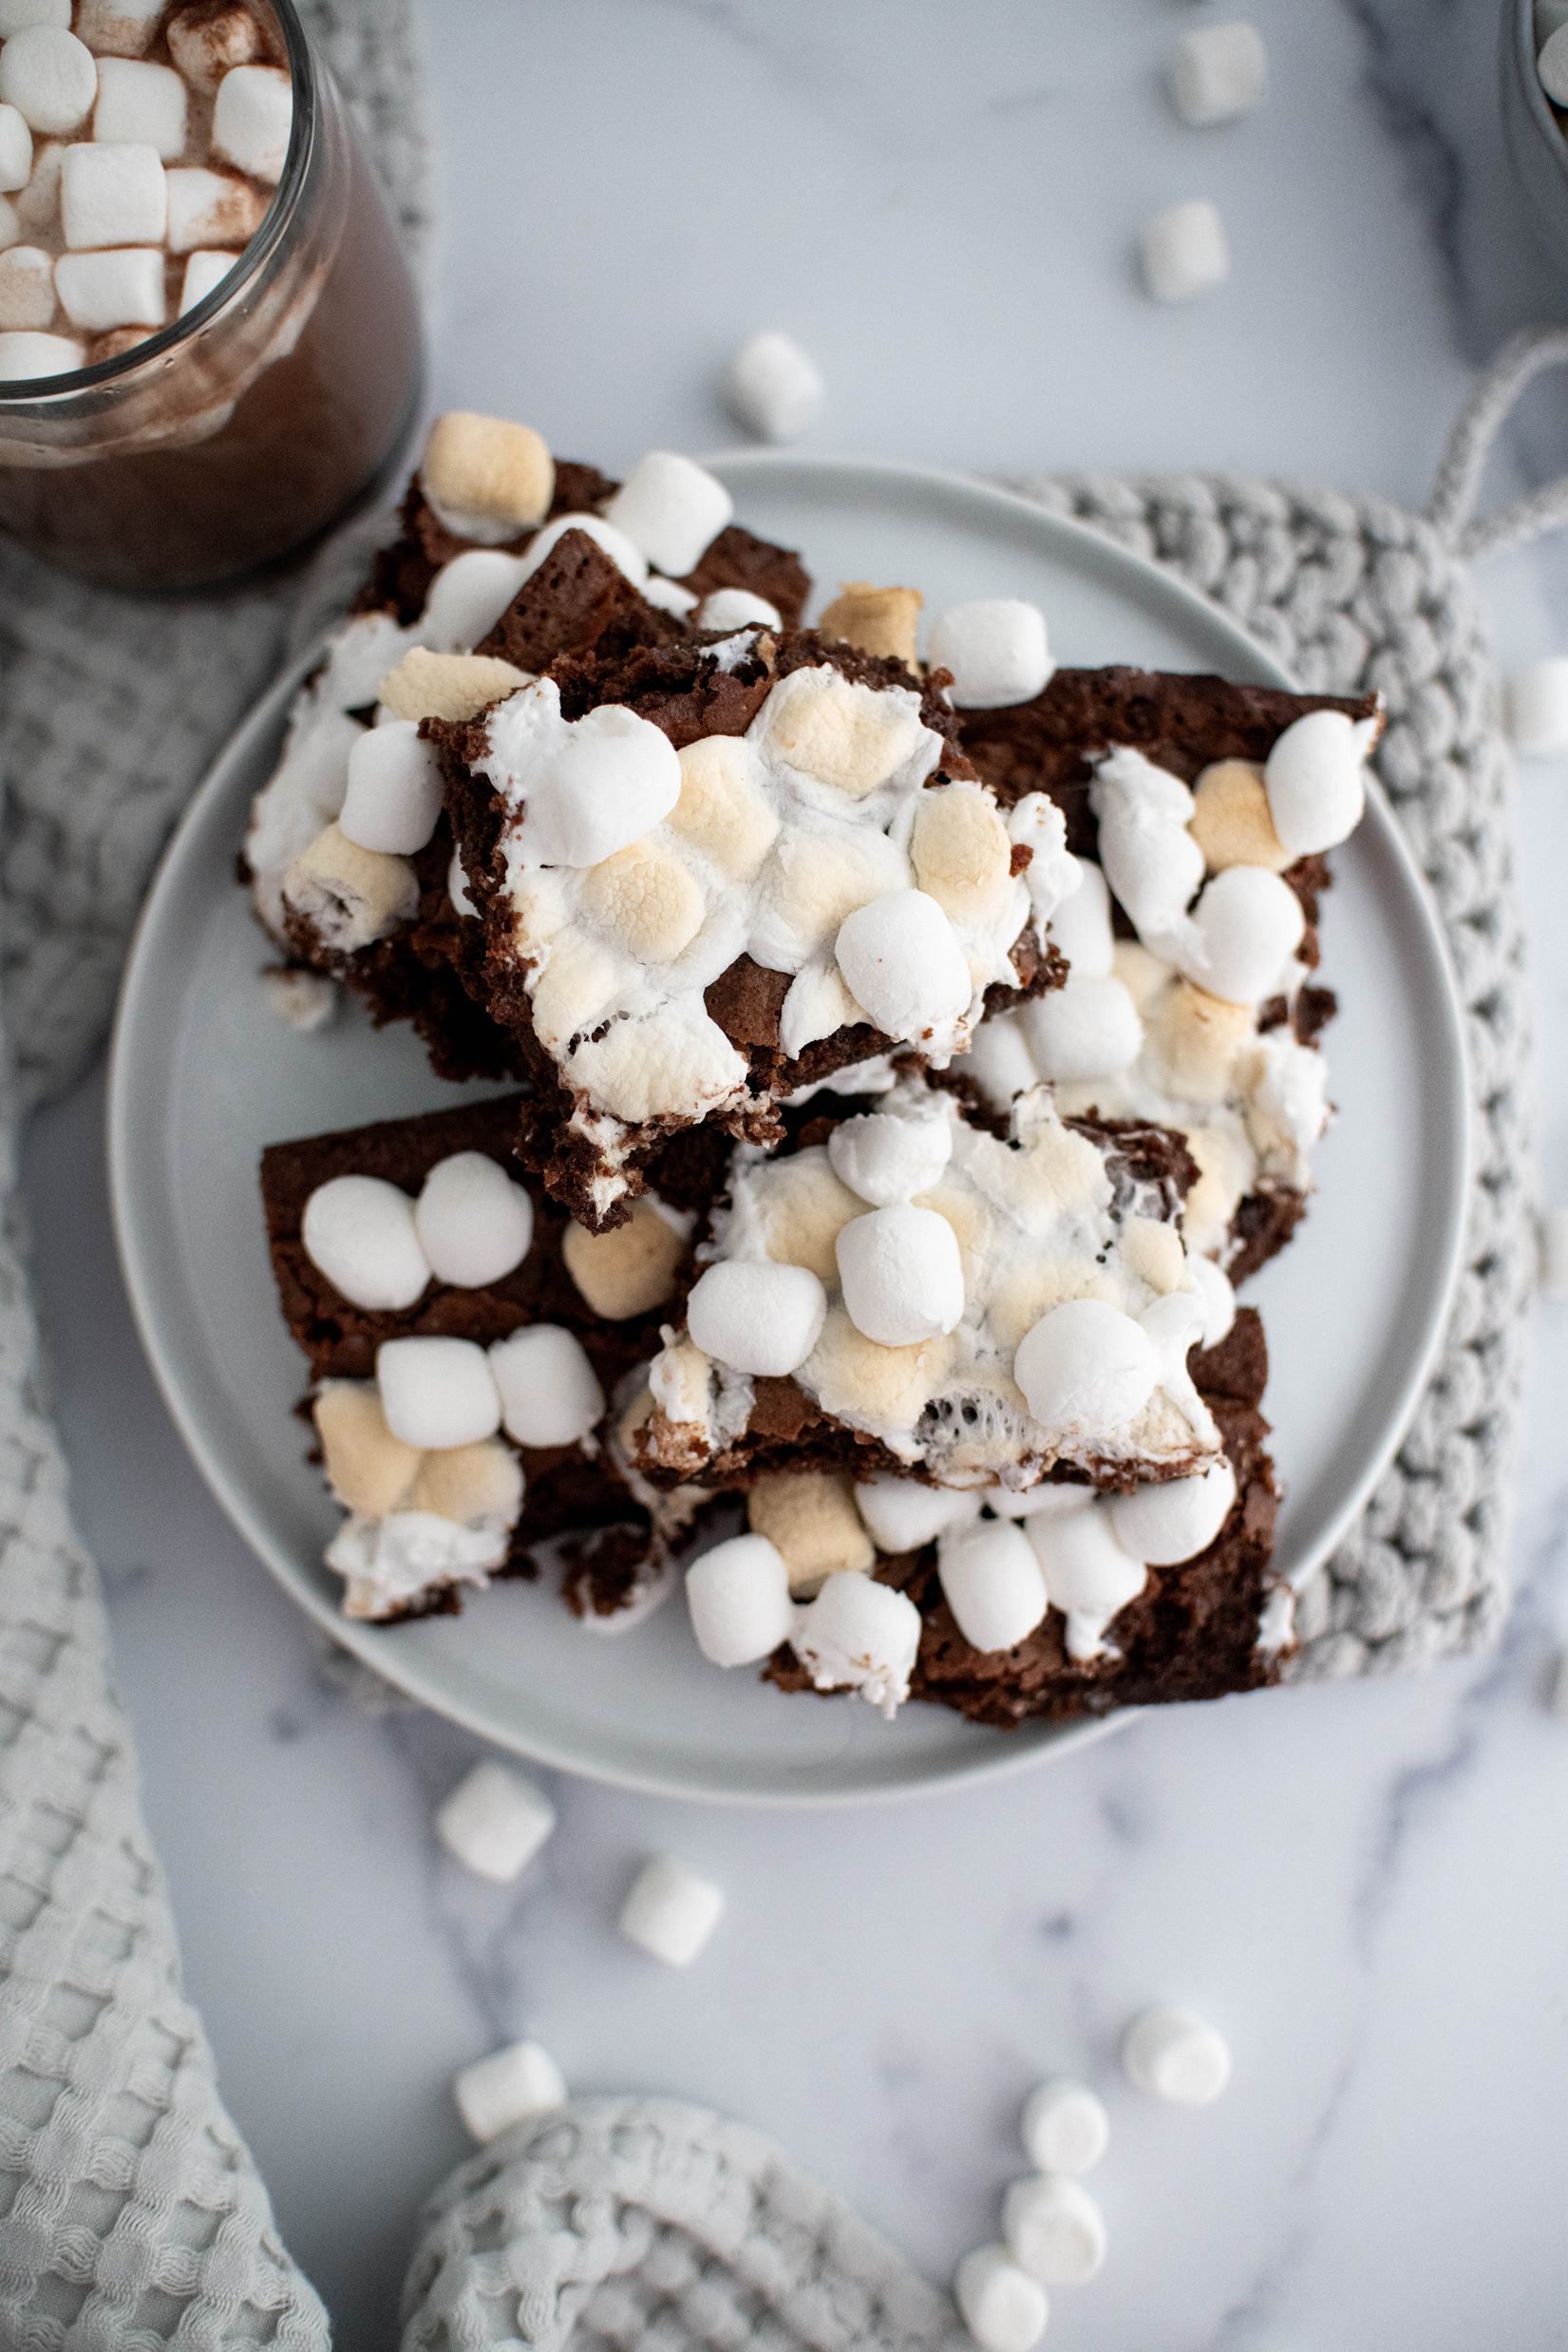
[19, 1, 1568, 2344]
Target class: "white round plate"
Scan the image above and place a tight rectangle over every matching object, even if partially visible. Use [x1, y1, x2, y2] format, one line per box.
[107, 454, 1469, 1808]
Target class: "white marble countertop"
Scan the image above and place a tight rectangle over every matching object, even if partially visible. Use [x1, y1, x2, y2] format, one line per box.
[21, 1, 1568, 2343]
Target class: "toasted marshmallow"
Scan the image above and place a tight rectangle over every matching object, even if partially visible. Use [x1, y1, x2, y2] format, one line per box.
[582, 837, 706, 962]
[302, 1174, 429, 1311]
[178, 249, 236, 313]
[407, 1437, 523, 1526]
[818, 579, 921, 668]
[282, 821, 418, 955]
[928, 599, 1052, 710]
[1020, 2078, 1109, 2175]
[453, 2040, 565, 2143]
[435, 1759, 555, 1884]
[1142, 198, 1230, 303]
[791, 1568, 922, 1717]
[618, 1853, 725, 1966]
[835, 889, 972, 1042]
[686, 1258, 827, 1377]
[377, 1336, 502, 1451]
[725, 328, 824, 443]
[686, 1531, 796, 1665]
[211, 62, 292, 182]
[0, 25, 96, 134]
[1189, 759, 1291, 873]
[421, 410, 555, 544]
[854, 1475, 981, 1554]
[328, 1509, 509, 1617]
[312, 1381, 422, 1518]
[338, 720, 444, 856]
[493, 686, 682, 867]
[1019, 974, 1143, 1082]
[669, 734, 780, 882]
[1263, 707, 1374, 856]
[696, 586, 781, 632]
[911, 783, 1013, 922]
[757, 664, 933, 800]
[420, 549, 530, 654]
[76, 0, 162, 54]
[378, 646, 530, 725]
[164, 163, 265, 253]
[604, 450, 733, 579]
[749, 827, 910, 973]
[1002, 2173, 1107, 2286]
[166, 3, 263, 90]
[836, 1204, 964, 1347]
[561, 1197, 684, 1320]
[1013, 1299, 1159, 1442]
[1505, 656, 1568, 757]
[92, 56, 184, 155]
[963, 1014, 1039, 1111]
[1168, 20, 1267, 125]
[746, 1470, 874, 1598]
[488, 1325, 604, 1450]
[53, 244, 163, 329]
[0, 242, 52, 325]
[0, 104, 29, 189]
[415, 1152, 534, 1289]
[1122, 2003, 1232, 2103]
[954, 2245, 1048, 2352]
[828, 1101, 952, 1207]
[938, 1520, 1049, 1653]
[1109, 1459, 1237, 1565]
[1045, 855, 1115, 977]
[0, 325, 79, 373]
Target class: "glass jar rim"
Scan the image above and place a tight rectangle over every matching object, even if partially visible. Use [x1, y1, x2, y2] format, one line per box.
[0, 0, 315, 414]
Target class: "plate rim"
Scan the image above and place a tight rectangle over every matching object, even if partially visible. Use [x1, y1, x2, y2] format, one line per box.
[104, 453, 1472, 1809]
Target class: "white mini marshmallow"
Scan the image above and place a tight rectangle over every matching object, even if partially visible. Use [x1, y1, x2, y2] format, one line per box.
[1505, 657, 1568, 756]
[927, 600, 1052, 710]
[619, 1853, 725, 1966]
[641, 573, 697, 617]
[1181, 864, 1304, 1005]
[726, 328, 824, 443]
[1122, 2003, 1232, 2104]
[92, 55, 185, 156]
[453, 2040, 565, 2143]
[179, 249, 235, 313]
[0, 26, 96, 135]
[419, 549, 529, 654]
[1002, 1482, 1096, 1522]
[0, 242, 52, 325]
[836, 1204, 964, 1347]
[685, 1259, 827, 1377]
[76, 0, 163, 52]
[953, 2246, 1048, 2352]
[1542, 20, 1568, 99]
[0, 104, 29, 188]
[514, 510, 647, 588]
[1109, 1458, 1237, 1566]
[338, 720, 444, 856]
[1168, 20, 1267, 125]
[414, 1153, 534, 1289]
[60, 140, 165, 247]
[1189, 1253, 1236, 1347]
[1018, 974, 1143, 1082]
[435, 1759, 556, 1883]
[54, 244, 162, 329]
[1142, 198, 1230, 303]
[488, 1325, 604, 1450]
[211, 62, 292, 181]
[504, 693, 682, 867]
[1020, 2078, 1109, 2176]
[1007, 792, 1080, 926]
[447, 848, 476, 918]
[791, 1568, 922, 1717]
[0, 325, 79, 372]
[697, 586, 781, 632]
[937, 1520, 1048, 1653]
[604, 451, 734, 579]
[835, 890, 972, 1042]
[164, 163, 264, 251]
[964, 1013, 1039, 1110]
[1044, 856, 1114, 977]
[686, 1531, 796, 1666]
[1540, 1204, 1568, 1299]
[0, 1, 68, 30]
[1026, 1498, 1147, 1658]
[302, 1173, 429, 1310]
[853, 1476, 981, 1553]
[827, 1101, 952, 1207]
[1263, 708, 1373, 855]
[1013, 1299, 1159, 1440]
[1002, 2173, 1107, 2287]
[376, 1336, 502, 1451]
[261, 966, 335, 1033]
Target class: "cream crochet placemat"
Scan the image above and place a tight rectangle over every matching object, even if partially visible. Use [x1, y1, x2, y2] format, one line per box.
[0, 229, 1549, 2336]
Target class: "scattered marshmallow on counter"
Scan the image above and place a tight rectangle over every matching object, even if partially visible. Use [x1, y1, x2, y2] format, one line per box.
[618, 1853, 726, 1967]
[302, 1173, 430, 1311]
[836, 1203, 965, 1347]
[435, 1759, 556, 1883]
[488, 1325, 604, 1450]
[604, 450, 734, 579]
[261, 965, 335, 1033]
[1122, 2003, 1232, 2104]
[790, 1568, 922, 1717]
[453, 2039, 566, 2143]
[338, 721, 444, 855]
[928, 600, 1052, 710]
[725, 327, 824, 444]
[697, 586, 781, 632]
[376, 1336, 502, 1451]
[1002, 2172, 1107, 2286]
[211, 61, 292, 182]
[1141, 198, 1229, 303]
[686, 1259, 828, 1377]
[953, 2245, 1048, 2352]
[686, 1532, 796, 1666]
[415, 1151, 534, 1288]
[938, 1520, 1048, 1654]
[1540, 1204, 1568, 1299]
[854, 1475, 980, 1554]
[827, 1099, 952, 1207]
[1020, 2077, 1109, 2175]
[1504, 657, 1568, 757]
[1167, 21, 1267, 126]
[835, 888, 973, 1042]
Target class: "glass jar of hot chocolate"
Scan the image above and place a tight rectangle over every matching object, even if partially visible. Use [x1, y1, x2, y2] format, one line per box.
[0, 0, 422, 591]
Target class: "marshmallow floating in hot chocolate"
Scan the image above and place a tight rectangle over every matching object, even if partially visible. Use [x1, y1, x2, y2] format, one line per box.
[0, 104, 29, 189]
[338, 720, 444, 855]
[937, 1520, 1048, 1653]
[376, 1336, 502, 1451]
[166, 4, 265, 90]
[1121, 2003, 1232, 2103]
[604, 450, 734, 580]
[0, 324, 78, 372]
[179, 248, 235, 312]
[686, 1259, 828, 1377]
[1167, 20, 1267, 125]
[93, 57, 188, 156]
[435, 1759, 556, 1884]
[619, 1853, 726, 1966]
[953, 2247, 1048, 2352]
[686, 1531, 796, 1666]
[790, 1568, 922, 1718]
[415, 1151, 534, 1288]
[1141, 198, 1229, 303]
[302, 1173, 429, 1310]
[0, 24, 95, 135]
[1001, 2172, 1107, 2286]
[54, 245, 163, 330]
[725, 328, 824, 444]
[928, 599, 1053, 710]
[1020, 2078, 1109, 2176]
[211, 62, 291, 181]
[488, 1325, 604, 1449]
[836, 1203, 964, 1347]
[453, 2040, 565, 2144]
[61, 140, 167, 246]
